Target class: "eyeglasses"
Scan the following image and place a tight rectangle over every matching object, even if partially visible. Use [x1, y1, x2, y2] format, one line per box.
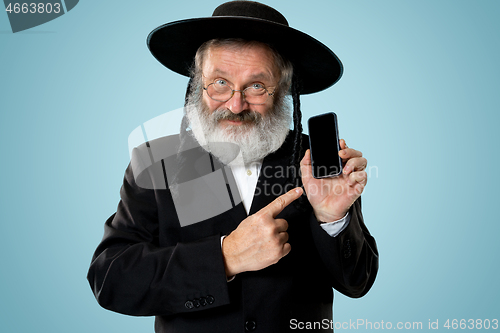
[203, 79, 275, 105]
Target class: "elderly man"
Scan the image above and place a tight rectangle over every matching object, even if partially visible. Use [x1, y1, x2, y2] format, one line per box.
[88, 1, 378, 332]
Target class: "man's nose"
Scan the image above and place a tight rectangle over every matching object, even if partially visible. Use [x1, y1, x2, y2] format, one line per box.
[225, 90, 248, 114]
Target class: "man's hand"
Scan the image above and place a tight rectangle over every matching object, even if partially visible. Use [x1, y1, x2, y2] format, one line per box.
[222, 187, 303, 277]
[300, 139, 367, 222]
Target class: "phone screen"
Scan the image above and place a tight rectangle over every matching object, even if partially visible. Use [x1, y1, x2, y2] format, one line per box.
[308, 112, 342, 178]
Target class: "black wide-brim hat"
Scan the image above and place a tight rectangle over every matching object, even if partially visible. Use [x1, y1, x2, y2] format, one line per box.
[147, 1, 343, 95]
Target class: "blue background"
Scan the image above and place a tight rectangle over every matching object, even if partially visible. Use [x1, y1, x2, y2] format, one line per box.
[1, 0, 499, 332]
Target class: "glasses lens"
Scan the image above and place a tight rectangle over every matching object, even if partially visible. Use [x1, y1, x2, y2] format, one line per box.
[244, 85, 268, 105]
[206, 82, 232, 102]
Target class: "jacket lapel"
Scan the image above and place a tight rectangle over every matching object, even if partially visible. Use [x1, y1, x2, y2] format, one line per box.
[249, 132, 295, 215]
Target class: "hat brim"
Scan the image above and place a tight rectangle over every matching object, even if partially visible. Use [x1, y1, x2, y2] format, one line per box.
[147, 16, 343, 95]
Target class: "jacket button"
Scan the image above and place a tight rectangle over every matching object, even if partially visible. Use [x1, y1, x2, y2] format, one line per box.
[200, 297, 207, 306]
[184, 301, 194, 309]
[245, 320, 256, 331]
[193, 299, 201, 308]
[206, 295, 215, 304]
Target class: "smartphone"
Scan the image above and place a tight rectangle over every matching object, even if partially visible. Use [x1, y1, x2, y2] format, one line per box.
[307, 112, 343, 179]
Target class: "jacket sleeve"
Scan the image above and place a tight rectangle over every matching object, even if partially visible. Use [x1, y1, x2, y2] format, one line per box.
[309, 197, 379, 298]
[87, 161, 231, 316]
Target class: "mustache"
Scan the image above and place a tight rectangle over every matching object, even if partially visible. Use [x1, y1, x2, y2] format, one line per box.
[212, 108, 262, 124]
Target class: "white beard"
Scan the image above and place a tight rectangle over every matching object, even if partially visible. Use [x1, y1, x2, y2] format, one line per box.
[185, 97, 292, 166]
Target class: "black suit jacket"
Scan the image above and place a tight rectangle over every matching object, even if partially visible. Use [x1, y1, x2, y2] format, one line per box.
[87, 132, 378, 333]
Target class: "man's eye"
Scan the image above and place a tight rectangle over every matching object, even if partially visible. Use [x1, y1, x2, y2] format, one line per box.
[215, 79, 228, 86]
[250, 83, 264, 90]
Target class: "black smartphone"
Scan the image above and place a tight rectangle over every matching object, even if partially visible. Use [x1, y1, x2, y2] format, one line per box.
[307, 112, 343, 179]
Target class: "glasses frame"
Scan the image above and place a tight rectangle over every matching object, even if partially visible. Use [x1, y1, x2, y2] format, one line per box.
[203, 80, 276, 106]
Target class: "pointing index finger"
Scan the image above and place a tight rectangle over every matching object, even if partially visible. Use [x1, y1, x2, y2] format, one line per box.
[265, 187, 303, 218]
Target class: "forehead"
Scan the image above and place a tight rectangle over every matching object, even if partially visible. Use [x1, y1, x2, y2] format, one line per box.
[202, 42, 279, 83]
